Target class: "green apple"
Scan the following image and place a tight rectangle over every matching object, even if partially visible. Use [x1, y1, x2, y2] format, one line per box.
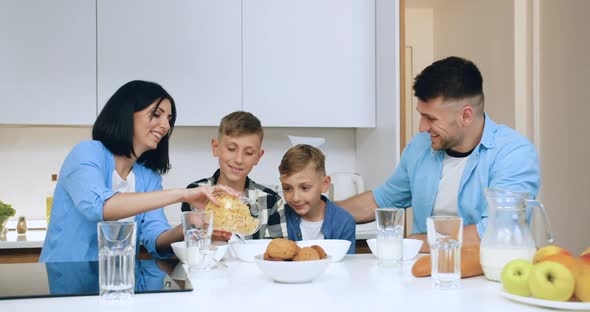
[501, 259, 533, 297]
[528, 261, 575, 301]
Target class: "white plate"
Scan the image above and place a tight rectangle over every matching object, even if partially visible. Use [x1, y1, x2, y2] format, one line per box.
[500, 290, 590, 310]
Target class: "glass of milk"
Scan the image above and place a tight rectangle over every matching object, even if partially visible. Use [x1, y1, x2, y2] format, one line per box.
[182, 211, 214, 271]
[375, 208, 405, 267]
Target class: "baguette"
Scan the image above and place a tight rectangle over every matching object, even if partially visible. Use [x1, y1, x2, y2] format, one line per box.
[411, 245, 484, 278]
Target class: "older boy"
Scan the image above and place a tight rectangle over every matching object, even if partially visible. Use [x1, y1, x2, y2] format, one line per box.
[181, 111, 287, 239]
[279, 144, 355, 254]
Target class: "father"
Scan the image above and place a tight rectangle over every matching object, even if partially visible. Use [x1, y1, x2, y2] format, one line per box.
[338, 56, 540, 251]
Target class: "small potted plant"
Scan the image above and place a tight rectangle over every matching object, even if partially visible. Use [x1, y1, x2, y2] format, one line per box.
[0, 200, 16, 239]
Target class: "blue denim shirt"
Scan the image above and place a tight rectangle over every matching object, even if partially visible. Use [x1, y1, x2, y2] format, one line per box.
[40, 140, 172, 262]
[285, 195, 356, 254]
[373, 115, 540, 238]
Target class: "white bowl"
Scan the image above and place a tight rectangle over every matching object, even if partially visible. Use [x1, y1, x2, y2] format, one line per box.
[296, 239, 351, 262]
[171, 241, 229, 263]
[366, 238, 423, 261]
[254, 254, 331, 283]
[230, 239, 273, 262]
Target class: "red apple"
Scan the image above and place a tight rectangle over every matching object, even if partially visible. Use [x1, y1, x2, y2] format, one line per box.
[574, 248, 590, 302]
[533, 245, 572, 264]
[543, 253, 577, 271]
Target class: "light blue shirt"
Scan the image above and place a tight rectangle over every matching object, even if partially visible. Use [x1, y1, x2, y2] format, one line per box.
[373, 115, 540, 238]
[40, 140, 172, 262]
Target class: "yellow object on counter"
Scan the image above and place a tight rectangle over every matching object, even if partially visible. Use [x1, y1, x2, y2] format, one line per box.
[46, 196, 53, 226]
[46, 173, 57, 227]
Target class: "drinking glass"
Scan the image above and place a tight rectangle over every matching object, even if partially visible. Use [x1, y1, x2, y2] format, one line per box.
[97, 221, 136, 300]
[427, 216, 463, 289]
[182, 211, 214, 271]
[375, 208, 405, 267]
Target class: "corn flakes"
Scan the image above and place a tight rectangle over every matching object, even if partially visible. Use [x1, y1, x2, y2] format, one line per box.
[204, 195, 259, 235]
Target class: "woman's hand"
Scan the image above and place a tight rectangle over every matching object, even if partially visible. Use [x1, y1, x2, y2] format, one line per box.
[184, 184, 239, 210]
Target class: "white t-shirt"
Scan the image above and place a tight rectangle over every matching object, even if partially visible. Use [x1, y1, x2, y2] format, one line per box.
[300, 219, 325, 240]
[432, 153, 469, 216]
[112, 169, 136, 222]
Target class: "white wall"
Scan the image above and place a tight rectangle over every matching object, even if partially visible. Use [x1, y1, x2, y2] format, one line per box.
[405, 8, 433, 137]
[432, 0, 515, 128]
[538, 0, 590, 254]
[0, 126, 356, 225]
[356, 0, 400, 191]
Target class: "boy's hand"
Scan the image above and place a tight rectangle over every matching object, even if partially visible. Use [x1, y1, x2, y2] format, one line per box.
[212, 230, 232, 242]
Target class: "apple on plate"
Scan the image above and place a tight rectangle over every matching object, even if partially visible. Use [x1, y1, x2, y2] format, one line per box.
[574, 247, 590, 302]
[533, 245, 572, 264]
[543, 253, 577, 271]
[528, 261, 575, 301]
[501, 259, 533, 297]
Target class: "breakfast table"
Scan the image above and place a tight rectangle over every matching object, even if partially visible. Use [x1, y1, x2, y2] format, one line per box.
[0, 254, 556, 312]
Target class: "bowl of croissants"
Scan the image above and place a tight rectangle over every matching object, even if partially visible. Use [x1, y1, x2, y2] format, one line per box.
[254, 238, 331, 283]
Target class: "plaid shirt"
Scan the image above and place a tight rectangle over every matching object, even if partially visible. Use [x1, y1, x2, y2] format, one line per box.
[180, 169, 287, 239]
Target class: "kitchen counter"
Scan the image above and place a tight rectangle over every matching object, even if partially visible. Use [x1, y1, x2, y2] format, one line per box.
[0, 215, 376, 248]
[0, 254, 544, 311]
[355, 221, 377, 240]
[0, 230, 46, 249]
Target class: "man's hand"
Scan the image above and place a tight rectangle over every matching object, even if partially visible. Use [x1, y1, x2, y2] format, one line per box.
[409, 224, 481, 253]
[408, 233, 430, 253]
[212, 230, 232, 241]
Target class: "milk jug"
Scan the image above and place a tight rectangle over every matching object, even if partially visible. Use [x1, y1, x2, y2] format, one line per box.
[480, 188, 554, 281]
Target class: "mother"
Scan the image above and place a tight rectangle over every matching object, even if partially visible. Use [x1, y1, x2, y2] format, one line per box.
[40, 80, 233, 262]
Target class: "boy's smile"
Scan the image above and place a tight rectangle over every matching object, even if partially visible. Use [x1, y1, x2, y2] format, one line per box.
[212, 133, 264, 191]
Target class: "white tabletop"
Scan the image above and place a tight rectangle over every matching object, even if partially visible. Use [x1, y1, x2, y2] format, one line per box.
[0, 254, 544, 311]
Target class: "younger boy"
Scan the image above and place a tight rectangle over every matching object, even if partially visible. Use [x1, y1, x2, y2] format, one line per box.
[181, 111, 287, 239]
[279, 144, 356, 254]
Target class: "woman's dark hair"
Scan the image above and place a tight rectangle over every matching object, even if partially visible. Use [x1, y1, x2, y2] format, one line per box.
[92, 80, 177, 174]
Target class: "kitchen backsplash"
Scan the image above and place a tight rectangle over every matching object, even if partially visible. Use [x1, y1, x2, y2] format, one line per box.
[0, 125, 356, 225]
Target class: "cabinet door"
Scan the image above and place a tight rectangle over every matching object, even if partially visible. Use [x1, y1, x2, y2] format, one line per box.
[98, 0, 242, 126]
[0, 0, 96, 125]
[243, 0, 375, 127]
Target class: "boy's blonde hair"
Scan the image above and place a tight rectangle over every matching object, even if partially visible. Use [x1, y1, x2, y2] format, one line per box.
[279, 144, 326, 177]
[218, 111, 264, 140]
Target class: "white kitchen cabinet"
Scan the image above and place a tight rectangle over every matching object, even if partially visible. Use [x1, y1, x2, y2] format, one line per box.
[0, 0, 96, 125]
[243, 0, 375, 127]
[97, 0, 242, 126]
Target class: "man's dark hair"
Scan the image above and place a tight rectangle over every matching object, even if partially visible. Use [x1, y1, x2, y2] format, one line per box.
[92, 80, 177, 174]
[413, 56, 484, 108]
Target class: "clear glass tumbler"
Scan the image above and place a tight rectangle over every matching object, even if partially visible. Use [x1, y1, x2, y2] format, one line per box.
[427, 216, 463, 289]
[97, 221, 136, 300]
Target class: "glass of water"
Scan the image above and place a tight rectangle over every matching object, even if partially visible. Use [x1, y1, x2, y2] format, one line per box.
[182, 211, 214, 271]
[97, 221, 136, 300]
[426, 216, 463, 289]
[375, 208, 405, 267]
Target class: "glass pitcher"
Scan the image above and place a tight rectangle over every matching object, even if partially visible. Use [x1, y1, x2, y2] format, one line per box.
[480, 187, 554, 281]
